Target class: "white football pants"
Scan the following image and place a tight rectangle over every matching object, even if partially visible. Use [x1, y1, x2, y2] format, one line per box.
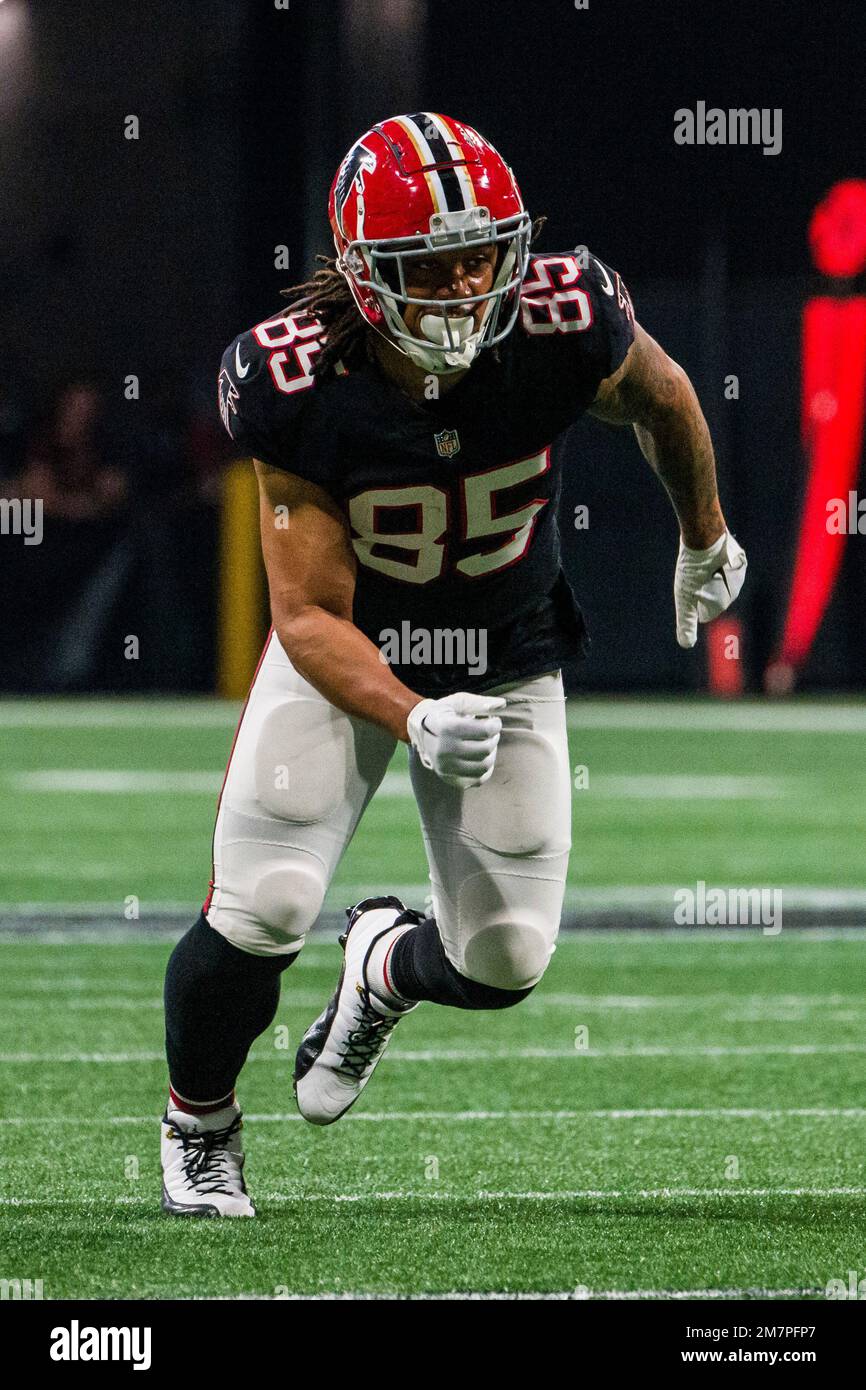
[205, 632, 572, 991]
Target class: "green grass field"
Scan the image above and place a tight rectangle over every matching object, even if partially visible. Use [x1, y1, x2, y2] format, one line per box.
[1, 697, 865, 1298]
[2, 697, 866, 910]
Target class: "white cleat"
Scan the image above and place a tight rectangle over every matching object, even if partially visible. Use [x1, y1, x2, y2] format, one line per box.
[293, 896, 420, 1126]
[161, 1102, 255, 1217]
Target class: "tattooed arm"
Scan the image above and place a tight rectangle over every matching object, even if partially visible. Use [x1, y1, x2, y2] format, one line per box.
[589, 322, 726, 549]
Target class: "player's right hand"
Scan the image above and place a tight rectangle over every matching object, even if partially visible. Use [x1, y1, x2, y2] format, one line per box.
[407, 692, 506, 790]
[674, 529, 748, 649]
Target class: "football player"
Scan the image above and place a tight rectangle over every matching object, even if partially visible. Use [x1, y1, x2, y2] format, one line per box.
[161, 113, 746, 1215]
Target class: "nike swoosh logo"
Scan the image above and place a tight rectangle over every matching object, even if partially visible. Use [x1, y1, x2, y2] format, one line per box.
[235, 344, 250, 379]
[713, 566, 732, 597]
[592, 258, 614, 295]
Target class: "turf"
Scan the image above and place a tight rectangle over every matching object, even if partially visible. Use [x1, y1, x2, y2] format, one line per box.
[1, 696, 864, 1298]
[1, 931, 864, 1298]
[1, 698, 866, 907]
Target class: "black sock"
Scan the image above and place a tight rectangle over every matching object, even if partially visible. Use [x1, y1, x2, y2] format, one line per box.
[164, 913, 297, 1102]
[389, 916, 534, 1010]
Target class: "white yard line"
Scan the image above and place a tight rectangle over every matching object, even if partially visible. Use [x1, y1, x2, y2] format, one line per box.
[556, 886, 866, 911]
[0, 1107, 864, 1126]
[392, 1043, 866, 1059]
[212, 1185, 866, 1201]
[538, 992, 862, 1010]
[5, 770, 414, 797]
[9, 771, 223, 794]
[240, 1106, 866, 1121]
[0, 702, 241, 729]
[0, 888, 423, 913]
[0, 902, 203, 917]
[5, 992, 863, 1019]
[4, 888, 866, 915]
[1, 1184, 861, 1206]
[575, 775, 793, 799]
[5, 770, 817, 800]
[201, 1287, 820, 1301]
[3, 1185, 860, 1207]
[2, 1042, 866, 1062]
[0, 992, 335, 1010]
[2, 697, 866, 733]
[565, 701, 866, 733]
[276, 1186, 866, 1201]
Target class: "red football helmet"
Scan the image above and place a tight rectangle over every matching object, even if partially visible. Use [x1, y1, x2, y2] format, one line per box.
[329, 113, 531, 373]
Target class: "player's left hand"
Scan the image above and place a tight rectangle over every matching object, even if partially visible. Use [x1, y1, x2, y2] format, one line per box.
[674, 529, 747, 648]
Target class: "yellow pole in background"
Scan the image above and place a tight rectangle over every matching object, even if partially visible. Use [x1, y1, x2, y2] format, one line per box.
[217, 459, 267, 698]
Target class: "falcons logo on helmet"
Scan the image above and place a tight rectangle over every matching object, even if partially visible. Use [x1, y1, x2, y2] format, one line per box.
[334, 141, 377, 239]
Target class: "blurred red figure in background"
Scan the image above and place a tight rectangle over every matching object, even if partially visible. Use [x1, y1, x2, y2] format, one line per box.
[766, 180, 866, 693]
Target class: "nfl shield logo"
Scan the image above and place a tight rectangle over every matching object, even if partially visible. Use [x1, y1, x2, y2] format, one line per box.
[434, 428, 460, 458]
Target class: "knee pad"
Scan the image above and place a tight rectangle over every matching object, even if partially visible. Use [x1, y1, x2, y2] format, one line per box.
[456, 871, 563, 989]
[251, 859, 326, 947]
[255, 699, 350, 823]
[211, 855, 327, 956]
[461, 919, 552, 991]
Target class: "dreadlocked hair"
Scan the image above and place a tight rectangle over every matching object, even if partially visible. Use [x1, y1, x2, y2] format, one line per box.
[280, 215, 548, 379]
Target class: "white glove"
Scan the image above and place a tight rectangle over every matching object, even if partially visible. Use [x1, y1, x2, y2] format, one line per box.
[674, 529, 748, 648]
[407, 692, 506, 789]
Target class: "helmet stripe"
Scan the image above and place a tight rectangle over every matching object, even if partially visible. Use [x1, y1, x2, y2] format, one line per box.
[425, 112, 477, 210]
[390, 116, 449, 214]
[402, 113, 467, 213]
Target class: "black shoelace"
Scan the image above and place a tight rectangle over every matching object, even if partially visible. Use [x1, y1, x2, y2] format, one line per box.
[338, 995, 401, 1080]
[175, 1115, 242, 1196]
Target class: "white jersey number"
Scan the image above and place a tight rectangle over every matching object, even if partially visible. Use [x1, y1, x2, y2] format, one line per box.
[520, 255, 593, 335]
[349, 449, 550, 585]
[254, 311, 323, 395]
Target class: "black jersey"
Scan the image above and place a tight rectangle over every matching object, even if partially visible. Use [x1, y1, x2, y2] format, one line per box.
[218, 251, 635, 696]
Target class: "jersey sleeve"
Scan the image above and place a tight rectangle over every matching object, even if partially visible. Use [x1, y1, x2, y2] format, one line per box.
[518, 250, 636, 410]
[217, 310, 324, 476]
[580, 252, 636, 384]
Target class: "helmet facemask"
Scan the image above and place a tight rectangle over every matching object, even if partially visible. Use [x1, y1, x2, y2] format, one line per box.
[338, 205, 532, 373]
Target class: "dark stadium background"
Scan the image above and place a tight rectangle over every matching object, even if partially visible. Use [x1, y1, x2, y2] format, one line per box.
[1, 0, 864, 694]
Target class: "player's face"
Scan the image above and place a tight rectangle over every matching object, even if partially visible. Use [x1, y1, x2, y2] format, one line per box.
[400, 243, 498, 337]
